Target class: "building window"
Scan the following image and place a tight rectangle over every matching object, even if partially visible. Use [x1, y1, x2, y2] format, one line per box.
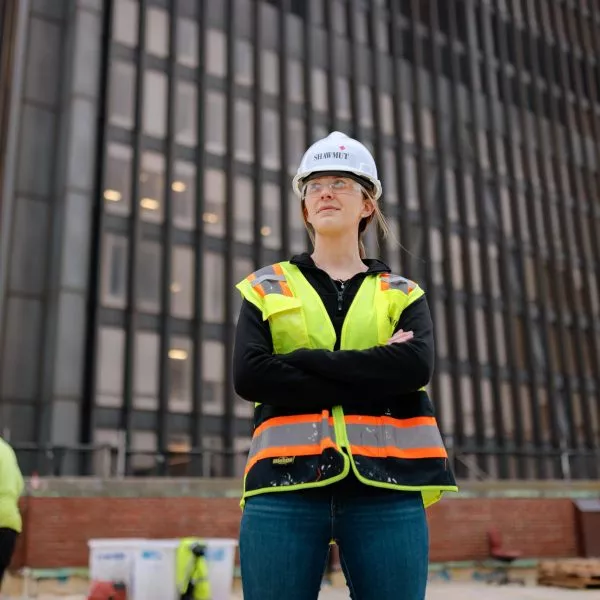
[177, 17, 198, 67]
[134, 331, 158, 410]
[145, 7, 169, 58]
[203, 340, 224, 415]
[235, 39, 254, 86]
[203, 169, 225, 237]
[171, 246, 194, 319]
[262, 109, 280, 170]
[261, 50, 279, 95]
[140, 152, 165, 223]
[143, 70, 167, 139]
[101, 234, 128, 308]
[234, 176, 253, 244]
[175, 81, 197, 147]
[287, 59, 304, 103]
[137, 239, 162, 314]
[203, 252, 224, 323]
[109, 61, 135, 129]
[169, 337, 192, 413]
[96, 327, 125, 407]
[172, 161, 196, 230]
[206, 29, 226, 77]
[104, 143, 132, 216]
[263, 182, 282, 250]
[112, 0, 138, 47]
[235, 99, 254, 163]
[311, 68, 328, 113]
[205, 91, 226, 155]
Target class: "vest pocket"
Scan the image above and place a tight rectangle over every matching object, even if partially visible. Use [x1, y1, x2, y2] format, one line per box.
[262, 295, 311, 353]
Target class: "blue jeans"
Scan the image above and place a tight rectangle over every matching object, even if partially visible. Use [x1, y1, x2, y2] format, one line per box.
[239, 491, 429, 600]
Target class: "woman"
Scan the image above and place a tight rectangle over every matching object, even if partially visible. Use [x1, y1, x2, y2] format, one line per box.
[0, 436, 24, 591]
[233, 132, 457, 600]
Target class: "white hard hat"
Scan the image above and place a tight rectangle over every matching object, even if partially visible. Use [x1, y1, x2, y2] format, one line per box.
[292, 131, 382, 200]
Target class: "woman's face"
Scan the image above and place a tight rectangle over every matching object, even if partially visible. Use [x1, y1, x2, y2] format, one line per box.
[303, 175, 374, 237]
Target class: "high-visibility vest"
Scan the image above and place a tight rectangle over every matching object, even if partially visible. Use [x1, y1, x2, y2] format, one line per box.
[236, 262, 458, 508]
[176, 538, 211, 600]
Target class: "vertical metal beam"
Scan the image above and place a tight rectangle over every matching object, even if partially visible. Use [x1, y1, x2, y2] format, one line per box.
[324, 0, 338, 133]
[191, 0, 208, 459]
[252, 0, 264, 269]
[479, 1, 526, 477]
[302, 0, 315, 142]
[408, 0, 443, 457]
[574, 0, 600, 455]
[510, 0, 564, 478]
[446, 0, 487, 474]
[387, 1, 411, 274]
[82, 0, 114, 453]
[157, 0, 177, 454]
[542, 0, 596, 476]
[122, 0, 148, 472]
[367, 0, 388, 265]
[428, 0, 465, 466]
[0, 0, 28, 372]
[495, 2, 545, 478]
[347, 0, 365, 142]
[223, 0, 237, 475]
[278, 0, 290, 258]
[463, 0, 507, 477]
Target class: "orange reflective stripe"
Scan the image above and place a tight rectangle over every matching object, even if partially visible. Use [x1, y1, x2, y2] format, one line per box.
[343, 415, 437, 428]
[272, 263, 284, 276]
[380, 273, 390, 291]
[280, 281, 293, 297]
[350, 445, 448, 460]
[244, 438, 337, 475]
[253, 413, 325, 438]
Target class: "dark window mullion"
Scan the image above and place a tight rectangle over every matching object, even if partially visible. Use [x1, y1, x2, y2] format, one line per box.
[191, 0, 208, 458]
[325, 0, 339, 132]
[388, 0, 411, 274]
[428, 0, 463, 451]
[252, 0, 264, 268]
[466, 0, 508, 478]
[447, 0, 488, 475]
[122, 0, 148, 473]
[278, 0, 290, 258]
[82, 0, 116, 460]
[348, 0, 365, 142]
[479, 1, 526, 478]
[543, 0, 597, 475]
[223, 0, 237, 475]
[574, 0, 600, 453]
[510, 0, 564, 479]
[157, 0, 177, 455]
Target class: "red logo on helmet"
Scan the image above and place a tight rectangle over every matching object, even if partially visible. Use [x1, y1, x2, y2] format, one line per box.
[339, 145, 346, 150]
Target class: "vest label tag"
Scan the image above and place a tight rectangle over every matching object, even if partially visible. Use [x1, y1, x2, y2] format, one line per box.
[272, 456, 295, 466]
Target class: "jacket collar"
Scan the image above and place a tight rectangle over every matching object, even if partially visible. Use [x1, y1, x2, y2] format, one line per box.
[290, 252, 391, 275]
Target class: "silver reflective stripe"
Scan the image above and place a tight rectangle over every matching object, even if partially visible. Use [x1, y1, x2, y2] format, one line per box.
[345, 423, 444, 451]
[381, 274, 412, 293]
[249, 265, 290, 296]
[248, 418, 336, 460]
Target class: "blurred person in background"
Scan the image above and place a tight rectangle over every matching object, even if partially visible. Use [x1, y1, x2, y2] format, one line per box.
[233, 131, 457, 600]
[0, 437, 24, 591]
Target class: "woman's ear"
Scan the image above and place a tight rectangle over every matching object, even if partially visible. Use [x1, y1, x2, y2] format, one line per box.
[362, 197, 375, 219]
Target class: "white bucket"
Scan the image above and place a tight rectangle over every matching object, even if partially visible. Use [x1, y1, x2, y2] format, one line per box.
[131, 539, 179, 600]
[202, 538, 238, 600]
[88, 538, 145, 591]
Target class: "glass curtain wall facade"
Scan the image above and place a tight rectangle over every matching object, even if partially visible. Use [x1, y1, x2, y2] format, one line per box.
[83, 0, 600, 479]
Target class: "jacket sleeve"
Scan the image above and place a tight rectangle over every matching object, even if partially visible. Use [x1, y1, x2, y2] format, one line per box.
[279, 296, 435, 395]
[233, 300, 370, 408]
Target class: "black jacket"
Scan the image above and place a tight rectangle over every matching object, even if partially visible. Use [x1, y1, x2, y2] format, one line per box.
[233, 252, 435, 496]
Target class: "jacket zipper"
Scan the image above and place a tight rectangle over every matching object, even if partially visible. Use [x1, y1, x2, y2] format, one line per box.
[336, 281, 345, 312]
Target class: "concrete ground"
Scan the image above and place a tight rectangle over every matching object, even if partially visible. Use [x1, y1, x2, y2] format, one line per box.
[6, 582, 599, 599]
[316, 581, 600, 599]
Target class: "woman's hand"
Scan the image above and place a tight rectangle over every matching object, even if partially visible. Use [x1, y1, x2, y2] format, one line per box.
[386, 329, 414, 345]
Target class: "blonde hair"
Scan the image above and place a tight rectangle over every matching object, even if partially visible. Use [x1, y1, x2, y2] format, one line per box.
[301, 185, 391, 259]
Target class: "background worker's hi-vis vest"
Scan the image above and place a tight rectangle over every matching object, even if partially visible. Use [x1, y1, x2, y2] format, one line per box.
[236, 261, 458, 507]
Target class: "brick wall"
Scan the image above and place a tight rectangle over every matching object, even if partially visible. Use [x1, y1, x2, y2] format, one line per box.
[11, 495, 578, 569]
